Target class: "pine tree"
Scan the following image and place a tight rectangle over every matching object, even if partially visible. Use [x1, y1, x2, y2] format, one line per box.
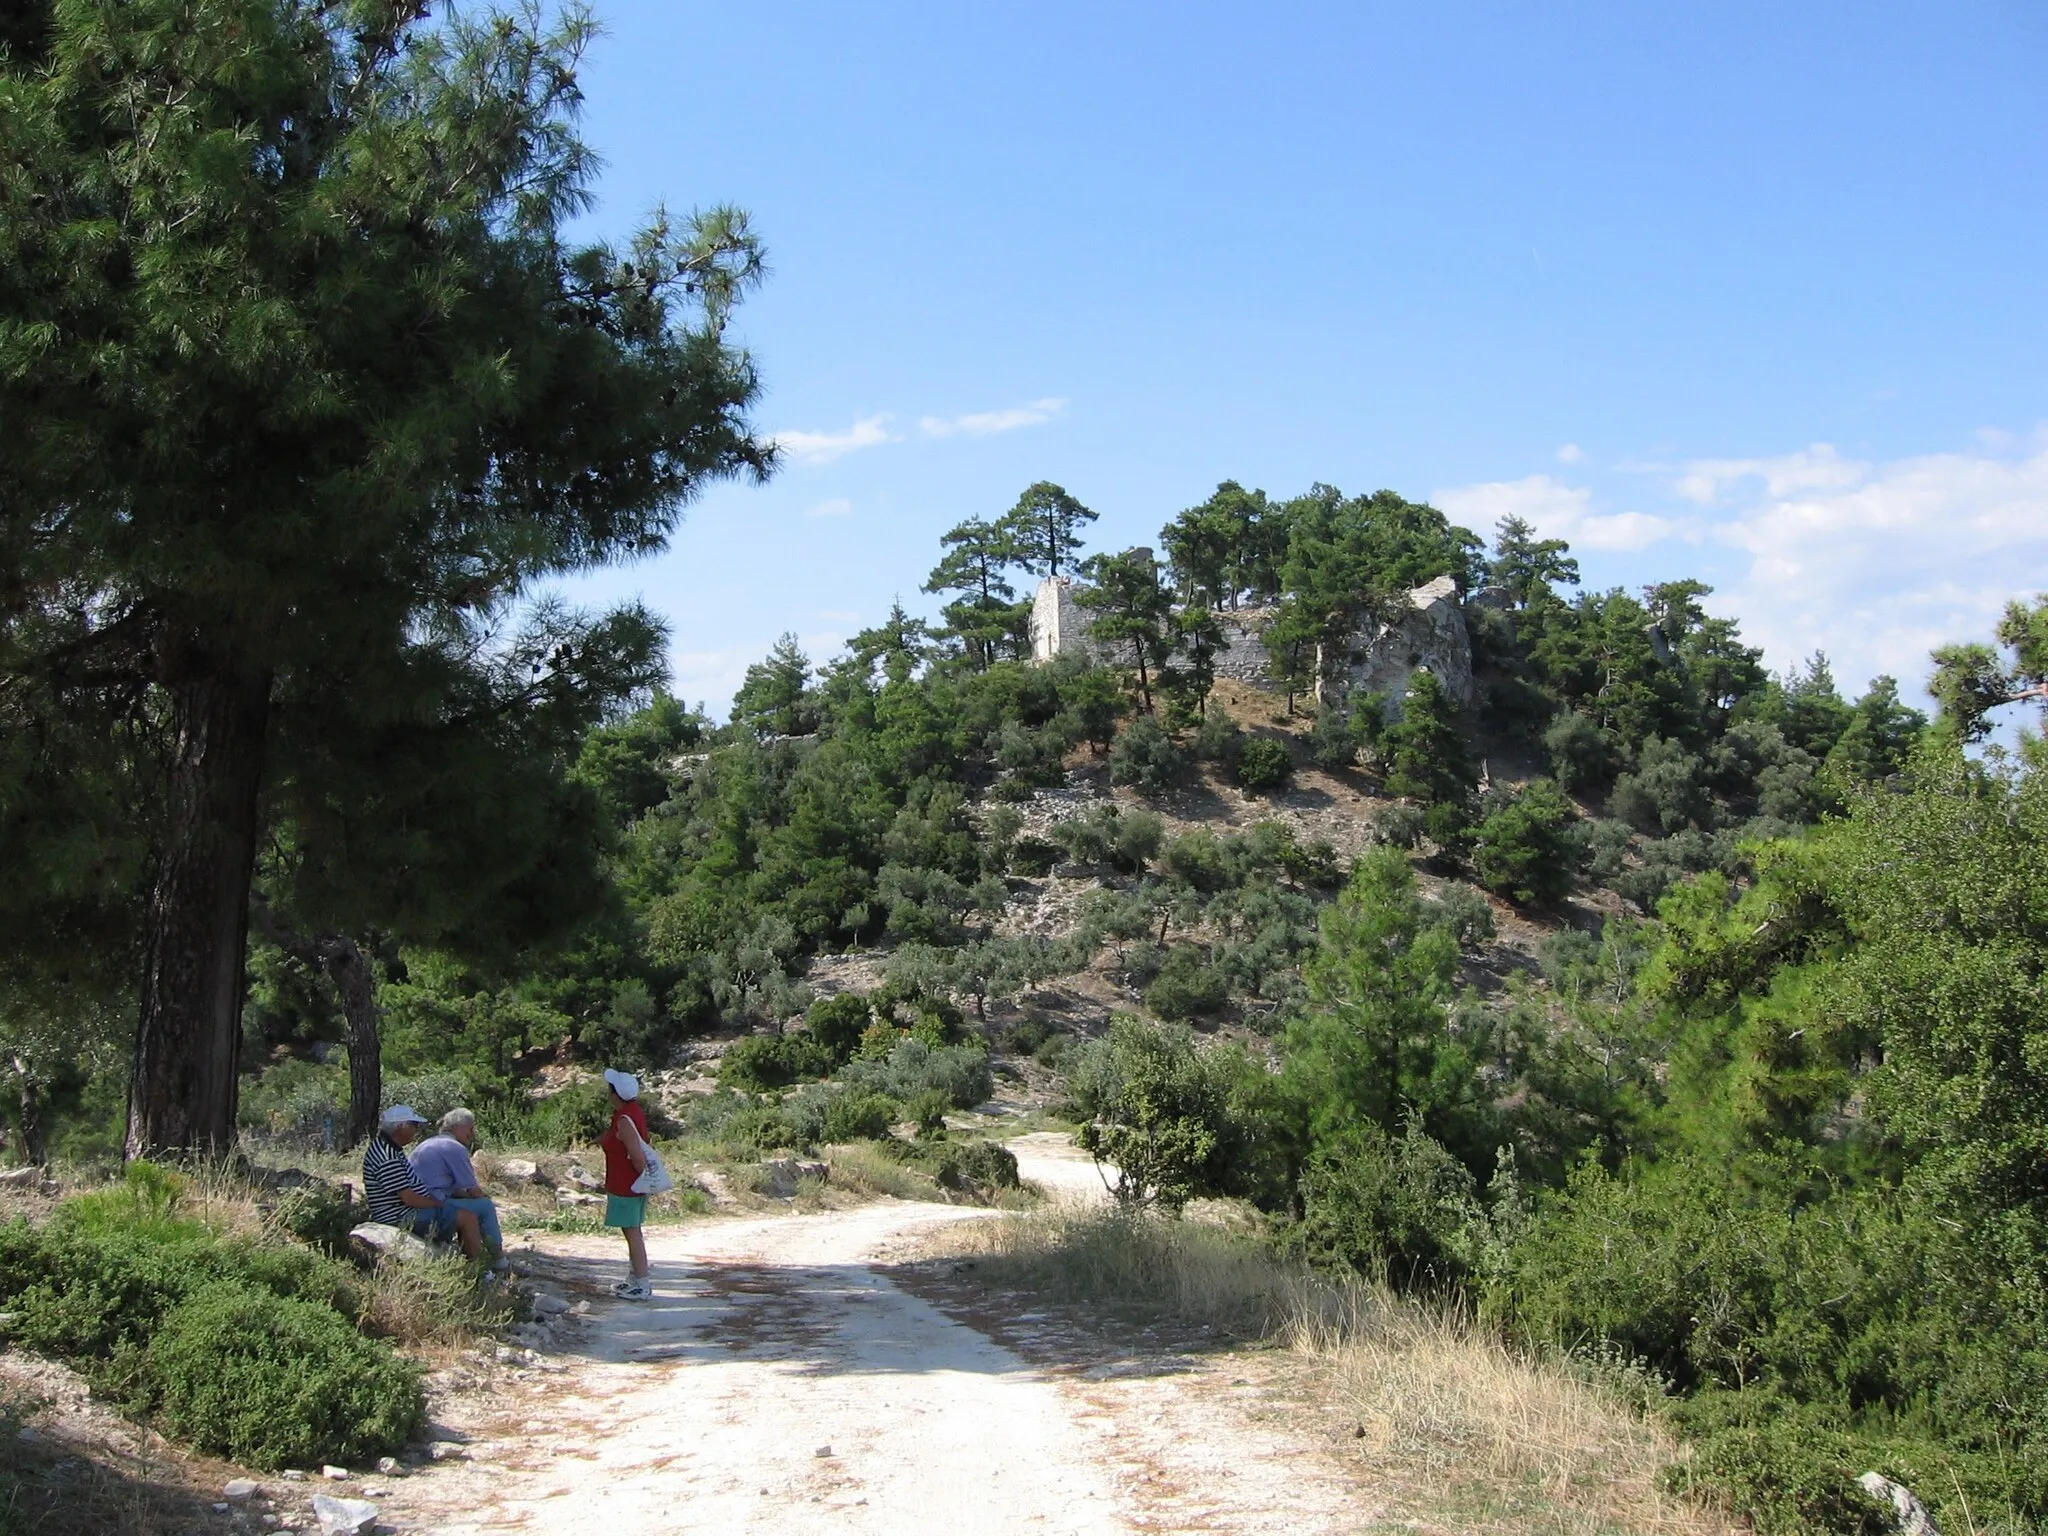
[923, 516, 1026, 668]
[733, 636, 819, 738]
[1076, 550, 1175, 714]
[1380, 671, 1476, 809]
[0, 3, 771, 1153]
[1486, 515, 1580, 608]
[999, 482, 1097, 578]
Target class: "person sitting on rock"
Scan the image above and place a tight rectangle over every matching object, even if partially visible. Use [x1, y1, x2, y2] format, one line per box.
[409, 1107, 507, 1273]
[362, 1105, 485, 1264]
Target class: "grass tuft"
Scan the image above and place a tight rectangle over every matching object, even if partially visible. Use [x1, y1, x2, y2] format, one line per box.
[916, 1204, 1731, 1536]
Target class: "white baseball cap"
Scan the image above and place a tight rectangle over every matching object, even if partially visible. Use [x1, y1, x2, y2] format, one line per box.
[602, 1068, 640, 1101]
[380, 1104, 428, 1127]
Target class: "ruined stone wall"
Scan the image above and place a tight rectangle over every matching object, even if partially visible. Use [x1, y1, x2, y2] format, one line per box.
[1213, 607, 1277, 687]
[1034, 574, 1470, 719]
[1029, 577, 1090, 664]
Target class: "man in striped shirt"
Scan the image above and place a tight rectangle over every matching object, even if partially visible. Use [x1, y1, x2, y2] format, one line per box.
[362, 1105, 484, 1261]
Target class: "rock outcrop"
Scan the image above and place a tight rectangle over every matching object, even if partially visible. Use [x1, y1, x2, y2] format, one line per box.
[1316, 574, 1473, 718]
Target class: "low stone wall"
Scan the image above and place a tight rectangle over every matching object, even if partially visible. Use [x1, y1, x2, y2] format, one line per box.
[1213, 607, 1276, 687]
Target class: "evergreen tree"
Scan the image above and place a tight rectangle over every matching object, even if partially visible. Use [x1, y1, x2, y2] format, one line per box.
[255, 602, 663, 1142]
[1160, 481, 1284, 608]
[922, 516, 1026, 668]
[0, 2, 771, 1152]
[733, 636, 820, 738]
[999, 482, 1097, 578]
[1824, 676, 1927, 782]
[1160, 605, 1224, 724]
[1929, 593, 2048, 740]
[1075, 550, 1175, 714]
[1486, 515, 1580, 608]
[1380, 670, 1475, 809]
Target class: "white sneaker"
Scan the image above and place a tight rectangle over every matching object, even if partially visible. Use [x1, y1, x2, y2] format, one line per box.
[611, 1279, 652, 1301]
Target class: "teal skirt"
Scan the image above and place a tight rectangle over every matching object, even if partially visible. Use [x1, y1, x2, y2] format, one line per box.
[604, 1194, 646, 1228]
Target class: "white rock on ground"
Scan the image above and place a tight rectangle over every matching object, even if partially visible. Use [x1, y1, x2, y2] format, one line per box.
[1857, 1473, 1940, 1536]
[347, 1222, 429, 1263]
[310, 1493, 379, 1536]
[223, 1478, 258, 1500]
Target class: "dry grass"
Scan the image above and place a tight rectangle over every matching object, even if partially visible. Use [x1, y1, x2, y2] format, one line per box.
[1288, 1291, 1726, 1535]
[916, 1204, 1732, 1536]
[818, 1142, 944, 1202]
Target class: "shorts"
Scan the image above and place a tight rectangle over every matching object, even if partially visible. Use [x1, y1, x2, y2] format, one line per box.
[604, 1194, 646, 1229]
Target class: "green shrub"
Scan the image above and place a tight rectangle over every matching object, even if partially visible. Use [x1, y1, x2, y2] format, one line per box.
[1308, 702, 1365, 771]
[1665, 1410, 1891, 1536]
[146, 1281, 423, 1470]
[1421, 881, 1495, 946]
[1289, 1118, 1485, 1286]
[995, 721, 1068, 788]
[274, 1181, 365, 1261]
[821, 1092, 897, 1143]
[1066, 1017, 1281, 1212]
[1371, 802, 1426, 849]
[988, 773, 1037, 802]
[937, 1139, 1020, 1192]
[1143, 944, 1227, 1021]
[838, 1038, 993, 1110]
[1471, 778, 1584, 906]
[804, 992, 873, 1065]
[503, 1079, 615, 1148]
[720, 1033, 833, 1090]
[1108, 715, 1186, 794]
[1234, 737, 1292, 791]
[1609, 736, 1711, 835]
[1544, 711, 1620, 791]
[1003, 1018, 1056, 1056]
[908, 1006, 962, 1050]
[903, 1088, 952, 1136]
[1008, 835, 1061, 875]
[1190, 706, 1244, 767]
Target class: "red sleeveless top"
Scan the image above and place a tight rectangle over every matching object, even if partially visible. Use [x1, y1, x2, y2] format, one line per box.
[600, 1100, 650, 1196]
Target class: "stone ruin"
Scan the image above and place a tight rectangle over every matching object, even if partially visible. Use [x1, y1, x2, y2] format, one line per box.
[1314, 574, 1474, 719]
[1029, 570, 1473, 720]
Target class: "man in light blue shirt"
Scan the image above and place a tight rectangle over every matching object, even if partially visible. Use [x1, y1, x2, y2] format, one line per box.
[410, 1108, 506, 1270]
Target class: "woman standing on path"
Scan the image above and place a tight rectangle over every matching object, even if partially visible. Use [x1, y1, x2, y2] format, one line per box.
[601, 1068, 653, 1300]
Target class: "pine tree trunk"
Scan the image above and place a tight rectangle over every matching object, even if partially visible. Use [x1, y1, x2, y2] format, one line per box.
[12, 1057, 45, 1167]
[325, 938, 382, 1147]
[250, 910, 383, 1149]
[126, 665, 271, 1159]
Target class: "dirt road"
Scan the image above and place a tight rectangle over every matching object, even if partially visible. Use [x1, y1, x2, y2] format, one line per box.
[383, 1138, 1364, 1536]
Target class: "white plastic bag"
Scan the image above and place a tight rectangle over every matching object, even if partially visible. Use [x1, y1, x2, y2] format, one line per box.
[630, 1143, 674, 1196]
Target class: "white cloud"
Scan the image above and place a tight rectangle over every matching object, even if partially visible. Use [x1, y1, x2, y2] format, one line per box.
[771, 414, 894, 465]
[1708, 435, 2048, 695]
[805, 497, 853, 519]
[1441, 431, 2048, 704]
[668, 649, 746, 715]
[1555, 442, 1584, 465]
[1669, 442, 1868, 506]
[1434, 473, 1681, 552]
[920, 397, 1068, 438]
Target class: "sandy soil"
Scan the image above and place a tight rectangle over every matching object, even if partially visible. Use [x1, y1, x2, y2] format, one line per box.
[357, 1139, 1365, 1536]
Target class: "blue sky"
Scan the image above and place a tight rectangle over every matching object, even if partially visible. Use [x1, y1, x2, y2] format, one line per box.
[556, 1, 2048, 716]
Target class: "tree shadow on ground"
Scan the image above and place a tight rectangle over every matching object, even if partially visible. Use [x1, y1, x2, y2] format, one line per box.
[499, 1246, 1227, 1386]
